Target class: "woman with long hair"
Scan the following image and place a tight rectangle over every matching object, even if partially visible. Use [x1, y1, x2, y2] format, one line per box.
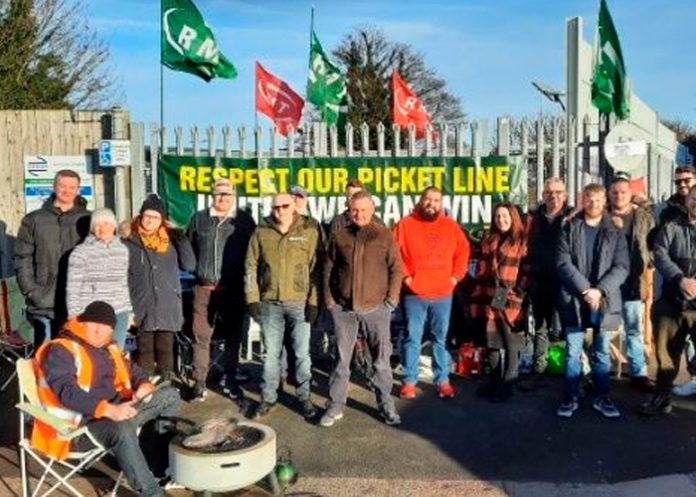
[125, 194, 195, 379]
[469, 202, 530, 402]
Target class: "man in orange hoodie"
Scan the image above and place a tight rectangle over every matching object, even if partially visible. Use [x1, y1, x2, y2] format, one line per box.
[33, 301, 181, 497]
[394, 186, 471, 399]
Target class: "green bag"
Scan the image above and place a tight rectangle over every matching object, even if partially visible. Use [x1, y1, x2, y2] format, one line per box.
[546, 342, 566, 375]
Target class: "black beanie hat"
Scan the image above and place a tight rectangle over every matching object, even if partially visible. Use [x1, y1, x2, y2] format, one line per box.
[140, 194, 166, 218]
[78, 301, 117, 328]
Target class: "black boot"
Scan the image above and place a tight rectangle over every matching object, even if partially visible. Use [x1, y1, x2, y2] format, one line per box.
[638, 391, 672, 416]
[489, 381, 514, 403]
[476, 377, 502, 397]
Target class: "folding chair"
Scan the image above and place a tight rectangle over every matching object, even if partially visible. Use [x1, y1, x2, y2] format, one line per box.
[0, 277, 33, 392]
[15, 358, 123, 497]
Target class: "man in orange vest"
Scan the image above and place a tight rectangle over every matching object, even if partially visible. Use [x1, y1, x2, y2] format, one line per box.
[33, 301, 181, 497]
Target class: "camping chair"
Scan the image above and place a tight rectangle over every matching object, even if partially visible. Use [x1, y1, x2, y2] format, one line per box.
[0, 277, 33, 392]
[15, 358, 123, 497]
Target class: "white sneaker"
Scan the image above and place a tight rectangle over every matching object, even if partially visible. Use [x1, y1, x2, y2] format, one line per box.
[673, 378, 696, 396]
[319, 409, 344, 427]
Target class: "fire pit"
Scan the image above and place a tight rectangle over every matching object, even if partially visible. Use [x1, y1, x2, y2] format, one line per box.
[169, 421, 277, 494]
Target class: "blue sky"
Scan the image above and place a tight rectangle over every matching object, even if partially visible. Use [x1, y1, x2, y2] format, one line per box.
[88, 0, 696, 135]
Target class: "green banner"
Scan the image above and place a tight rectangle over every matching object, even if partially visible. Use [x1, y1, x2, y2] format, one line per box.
[158, 155, 527, 239]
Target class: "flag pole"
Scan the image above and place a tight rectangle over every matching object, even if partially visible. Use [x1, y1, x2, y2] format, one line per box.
[157, 0, 164, 195]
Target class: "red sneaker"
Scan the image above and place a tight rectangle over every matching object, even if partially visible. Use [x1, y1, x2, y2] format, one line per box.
[400, 383, 417, 399]
[438, 382, 455, 399]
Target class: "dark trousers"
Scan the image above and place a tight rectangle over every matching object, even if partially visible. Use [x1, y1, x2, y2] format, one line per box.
[530, 288, 561, 373]
[487, 320, 524, 383]
[191, 285, 245, 384]
[652, 298, 696, 392]
[328, 305, 395, 411]
[136, 331, 174, 375]
[84, 386, 181, 497]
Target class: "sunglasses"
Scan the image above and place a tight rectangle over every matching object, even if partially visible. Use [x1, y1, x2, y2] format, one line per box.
[272, 204, 292, 211]
[674, 178, 694, 185]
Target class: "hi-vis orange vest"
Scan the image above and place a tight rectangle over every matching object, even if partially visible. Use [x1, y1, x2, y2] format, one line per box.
[31, 320, 133, 460]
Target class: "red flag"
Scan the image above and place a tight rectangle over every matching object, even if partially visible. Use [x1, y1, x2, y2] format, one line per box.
[255, 62, 304, 136]
[392, 69, 432, 139]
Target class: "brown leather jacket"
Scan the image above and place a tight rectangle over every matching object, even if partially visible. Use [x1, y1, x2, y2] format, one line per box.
[324, 221, 403, 311]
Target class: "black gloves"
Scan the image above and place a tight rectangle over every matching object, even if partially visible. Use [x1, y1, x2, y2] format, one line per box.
[248, 302, 262, 323]
[305, 305, 319, 325]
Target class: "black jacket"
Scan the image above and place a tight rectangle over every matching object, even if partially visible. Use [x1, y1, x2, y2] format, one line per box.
[653, 217, 696, 310]
[125, 229, 195, 331]
[556, 212, 629, 330]
[14, 196, 90, 318]
[187, 208, 256, 297]
[658, 193, 688, 227]
[528, 203, 573, 294]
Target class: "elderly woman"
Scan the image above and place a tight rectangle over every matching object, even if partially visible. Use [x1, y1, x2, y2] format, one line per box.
[469, 202, 530, 402]
[125, 194, 195, 379]
[66, 208, 131, 347]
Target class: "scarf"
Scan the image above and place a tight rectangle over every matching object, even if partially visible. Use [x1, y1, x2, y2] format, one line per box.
[137, 223, 170, 253]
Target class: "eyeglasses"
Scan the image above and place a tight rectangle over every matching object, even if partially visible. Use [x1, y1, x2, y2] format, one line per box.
[272, 204, 292, 211]
[141, 213, 162, 221]
[674, 177, 694, 185]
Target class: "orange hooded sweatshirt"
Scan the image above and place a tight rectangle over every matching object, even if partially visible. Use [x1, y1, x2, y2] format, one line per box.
[394, 210, 471, 298]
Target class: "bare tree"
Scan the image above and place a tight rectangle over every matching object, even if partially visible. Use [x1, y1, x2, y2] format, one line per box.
[332, 26, 464, 148]
[662, 118, 696, 157]
[0, 0, 121, 110]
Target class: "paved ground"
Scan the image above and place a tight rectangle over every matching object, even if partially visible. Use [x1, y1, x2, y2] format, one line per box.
[3, 359, 696, 496]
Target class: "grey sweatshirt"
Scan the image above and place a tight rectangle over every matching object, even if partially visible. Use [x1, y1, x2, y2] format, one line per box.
[66, 235, 132, 316]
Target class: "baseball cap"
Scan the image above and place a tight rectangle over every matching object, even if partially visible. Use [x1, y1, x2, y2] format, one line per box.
[289, 185, 308, 198]
[213, 178, 234, 195]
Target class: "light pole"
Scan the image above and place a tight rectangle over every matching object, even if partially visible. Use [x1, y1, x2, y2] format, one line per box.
[531, 81, 566, 112]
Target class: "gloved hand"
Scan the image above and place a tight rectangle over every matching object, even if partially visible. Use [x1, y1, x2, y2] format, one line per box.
[305, 304, 319, 325]
[248, 302, 262, 323]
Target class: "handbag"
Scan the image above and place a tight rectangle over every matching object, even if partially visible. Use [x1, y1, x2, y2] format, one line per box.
[490, 285, 509, 311]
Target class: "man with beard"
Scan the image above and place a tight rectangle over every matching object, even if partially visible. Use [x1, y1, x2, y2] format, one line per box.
[394, 186, 471, 399]
[640, 185, 696, 415]
[556, 184, 629, 419]
[657, 165, 696, 226]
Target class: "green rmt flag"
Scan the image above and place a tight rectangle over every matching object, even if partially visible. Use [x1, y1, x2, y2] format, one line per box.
[591, 0, 629, 119]
[307, 29, 347, 126]
[161, 0, 237, 82]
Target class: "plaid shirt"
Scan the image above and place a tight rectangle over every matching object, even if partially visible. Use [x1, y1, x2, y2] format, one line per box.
[469, 234, 530, 327]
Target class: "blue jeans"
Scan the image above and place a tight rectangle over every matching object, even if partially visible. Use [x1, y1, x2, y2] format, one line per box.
[401, 294, 453, 385]
[259, 301, 311, 404]
[563, 326, 612, 398]
[622, 300, 647, 377]
[112, 312, 130, 350]
[29, 314, 55, 348]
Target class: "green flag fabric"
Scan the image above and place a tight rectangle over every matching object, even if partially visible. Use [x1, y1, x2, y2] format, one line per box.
[161, 0, 237, 82]
[591, 0, 629, 119]
[307, 30, 347, 126]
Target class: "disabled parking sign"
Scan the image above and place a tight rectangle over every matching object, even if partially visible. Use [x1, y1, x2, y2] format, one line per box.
[98, 140, 131, 167]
